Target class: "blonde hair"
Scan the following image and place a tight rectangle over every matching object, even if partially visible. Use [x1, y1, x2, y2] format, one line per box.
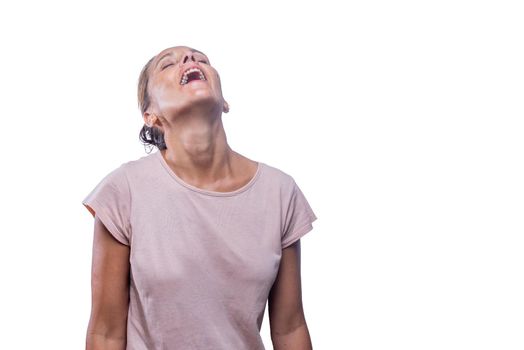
[137, 54, 166, 152]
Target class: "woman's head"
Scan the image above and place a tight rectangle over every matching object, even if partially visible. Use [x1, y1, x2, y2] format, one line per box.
[138, 46, 229, 151]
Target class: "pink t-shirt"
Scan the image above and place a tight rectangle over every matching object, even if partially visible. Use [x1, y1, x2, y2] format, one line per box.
[82, 149, 318, 349]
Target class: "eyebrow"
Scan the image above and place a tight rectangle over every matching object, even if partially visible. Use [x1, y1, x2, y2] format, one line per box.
[155, 49, 206, 69]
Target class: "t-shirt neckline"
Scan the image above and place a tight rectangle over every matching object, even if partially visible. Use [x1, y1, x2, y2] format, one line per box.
[155, 149, 263, 197]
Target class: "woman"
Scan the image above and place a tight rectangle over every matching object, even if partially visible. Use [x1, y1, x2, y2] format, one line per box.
[82, 45, 318, 349]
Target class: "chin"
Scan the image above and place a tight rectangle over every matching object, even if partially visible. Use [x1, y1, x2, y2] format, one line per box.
[178, 96, 222, 114]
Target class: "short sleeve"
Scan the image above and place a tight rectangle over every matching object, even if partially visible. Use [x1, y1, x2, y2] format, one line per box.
[281, 178, 318, 249]
[82, 165, 132, 246]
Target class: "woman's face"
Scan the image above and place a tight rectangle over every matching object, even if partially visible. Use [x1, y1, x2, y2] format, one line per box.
[145, 46, 228, 120]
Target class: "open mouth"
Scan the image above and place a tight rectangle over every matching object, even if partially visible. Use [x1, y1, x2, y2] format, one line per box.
[180, 67, 207, 85]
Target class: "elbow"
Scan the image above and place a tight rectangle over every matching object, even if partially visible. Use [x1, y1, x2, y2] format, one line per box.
[86, 305, 128, 349]
[271, 321, 313, 350]
[86, 321, 127, 350]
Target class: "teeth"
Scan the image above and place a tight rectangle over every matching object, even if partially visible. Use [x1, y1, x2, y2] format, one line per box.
[180, 67, 206, 85]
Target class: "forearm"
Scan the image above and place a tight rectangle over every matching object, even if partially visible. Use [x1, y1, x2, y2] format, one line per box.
[271, 323, 313, 350]
[86, 333, 126, 350]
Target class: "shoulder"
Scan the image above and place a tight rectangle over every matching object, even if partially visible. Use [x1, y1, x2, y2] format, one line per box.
[121, 151, 158, 171]
[90, 152, 158, 197]
[258, 161, 297, 193]
[117, 151, 159, 181]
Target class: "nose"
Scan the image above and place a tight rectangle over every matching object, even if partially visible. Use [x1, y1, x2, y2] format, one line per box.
[182, 50, 197, 64]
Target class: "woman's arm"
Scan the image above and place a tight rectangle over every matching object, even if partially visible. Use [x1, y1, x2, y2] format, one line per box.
[268, 239, 313, 350]
[86, 216, 130, 350]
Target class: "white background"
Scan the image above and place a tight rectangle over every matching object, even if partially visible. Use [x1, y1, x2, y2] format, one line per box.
[1, 0, 523, 349]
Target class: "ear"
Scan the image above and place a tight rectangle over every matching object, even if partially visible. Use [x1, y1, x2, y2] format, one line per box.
[143, 111, 162, 130]
[223, 100, 230, 113]
[143, 111, 154, 127]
